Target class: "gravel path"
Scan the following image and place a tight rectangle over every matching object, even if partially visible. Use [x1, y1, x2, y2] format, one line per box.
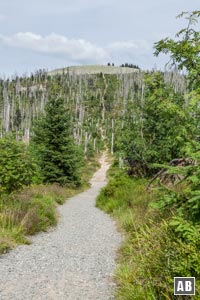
[0, 153, 122, 300]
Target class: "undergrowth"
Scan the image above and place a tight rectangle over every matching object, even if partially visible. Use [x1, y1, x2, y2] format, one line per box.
[0, 184, 76, 254]
[0, 155, 99, 255]
[96, 167, 200, 300]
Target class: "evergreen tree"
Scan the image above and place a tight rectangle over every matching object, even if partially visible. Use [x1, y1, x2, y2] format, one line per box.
[33, 96, 83, 186]
[0, 136, 36, 193]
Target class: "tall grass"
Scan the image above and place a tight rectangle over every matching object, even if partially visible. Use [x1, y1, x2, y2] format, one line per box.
[96, 167, 200, 299]
[0, 184, 72, 254]
[0, 156, 100, 255]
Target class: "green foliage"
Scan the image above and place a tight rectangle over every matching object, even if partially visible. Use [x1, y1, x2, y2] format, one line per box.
[97, 169, 200, 299]
[152, 150, 200, 237]
[97, 173, 134, 212]
[0, 136, 36, 193]
[33, 96, 83, 186]
[150, 11, 200, 271]
[143, 73, 189, 161]
[0, 11, 200, 296]
[117, 72, 190, 176]
[154, 11, 200, 89]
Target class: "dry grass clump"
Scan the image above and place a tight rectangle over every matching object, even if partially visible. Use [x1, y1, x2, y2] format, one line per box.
[0, 184, 79, 254]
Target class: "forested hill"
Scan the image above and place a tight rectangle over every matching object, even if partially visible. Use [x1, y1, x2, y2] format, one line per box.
[47, 64, 139, 76]
[0, 65, 186, 156]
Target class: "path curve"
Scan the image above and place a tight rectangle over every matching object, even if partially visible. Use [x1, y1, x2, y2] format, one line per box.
[0, 153, 122, 300]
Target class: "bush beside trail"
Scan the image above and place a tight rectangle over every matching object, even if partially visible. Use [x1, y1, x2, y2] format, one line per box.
[96, 168, 200, 299]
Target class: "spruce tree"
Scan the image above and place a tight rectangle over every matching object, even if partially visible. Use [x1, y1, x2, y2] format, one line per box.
[33, 96, 83, 186]
[0, 136, 36, 193]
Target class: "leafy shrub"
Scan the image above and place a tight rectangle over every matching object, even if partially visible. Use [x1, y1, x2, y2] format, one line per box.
[96, 174, 134, 212]
[0, 137, 36, 193]
[97, 169, 200, 299]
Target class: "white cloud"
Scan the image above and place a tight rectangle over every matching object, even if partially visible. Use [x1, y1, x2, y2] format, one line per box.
[0, 32, 153, 66]
[108, 40, 150, 51]
[0, 32, 108, 63]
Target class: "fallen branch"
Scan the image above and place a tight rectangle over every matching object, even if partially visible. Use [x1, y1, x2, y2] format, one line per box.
[146, 158, 195, 189]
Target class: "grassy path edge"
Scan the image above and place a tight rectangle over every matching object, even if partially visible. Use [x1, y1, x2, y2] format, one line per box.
[0, 156, 100, 255]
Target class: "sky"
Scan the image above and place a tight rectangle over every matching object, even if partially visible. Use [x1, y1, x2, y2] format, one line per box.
[0, 0, 199, 76]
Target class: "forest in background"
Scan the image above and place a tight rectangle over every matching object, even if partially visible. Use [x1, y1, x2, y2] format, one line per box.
[0, 10, 199, 300]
